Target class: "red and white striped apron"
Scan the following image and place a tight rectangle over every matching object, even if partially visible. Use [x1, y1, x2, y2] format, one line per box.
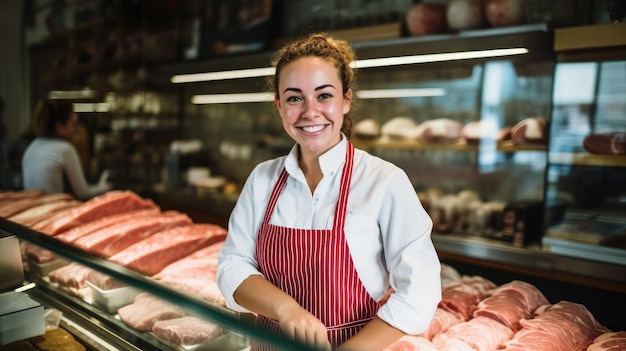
[254, 142, 380, 350]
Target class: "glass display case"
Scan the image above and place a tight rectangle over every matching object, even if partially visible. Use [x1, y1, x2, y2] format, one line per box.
[0, 218, 317, 351]
[542, 58, 626, 265]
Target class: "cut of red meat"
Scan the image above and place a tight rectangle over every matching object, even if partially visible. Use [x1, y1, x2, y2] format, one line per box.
[55, 208, 161, 243]
[109, 223, 227, 276]
[152, 316, 223, 346]
[8, 200, 81, 227]
[511, 117, 548, 145]
[0, 193, 73, 218]
[22, 242, 58, 264]
[438, 276, 496, 321]
[583, 132, 626, 155]
[48, 262, 93, 289]
[502, 301, 610, 351]
[118, 292, 186, 332]
[34, 190, 158, 235]
[473, 280, 549, 331]
[86, 270, 128, 291]
[0, 189, 45, 203]
[153, 242, 225, 305]
[587, 331, 626, 351]
[432, 316, 514, 351]
[416, 307, 463, 340]
[382, 335, 438, 351]
[432, 333, 475, 351]
[73, 211, 192, 257]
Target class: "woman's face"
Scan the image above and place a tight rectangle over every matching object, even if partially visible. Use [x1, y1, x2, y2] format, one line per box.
[55, 112, 78, 140]
[275, 56, 352, 158]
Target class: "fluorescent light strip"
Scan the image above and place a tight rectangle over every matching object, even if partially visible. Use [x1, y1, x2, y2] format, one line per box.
[172, 48, 528, 84]
[49, 89, 96, 99]
[192, 88, 446, 104]
[73, 102, 110, 112]
[356, 88, 445, 99]
[172, 67, 276, 83]
[353, 48, 528, 69]
[192, 92, 275, 104]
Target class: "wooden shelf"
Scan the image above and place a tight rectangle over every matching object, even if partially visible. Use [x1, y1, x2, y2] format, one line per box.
[353, 139, 546, 153]
[549, 152, 626, 167]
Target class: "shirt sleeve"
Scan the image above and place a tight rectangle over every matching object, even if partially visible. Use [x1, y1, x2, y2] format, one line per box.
[61, 143, 108, 200]
[217, 161, 274, 312]
[375, 170, 442, 335]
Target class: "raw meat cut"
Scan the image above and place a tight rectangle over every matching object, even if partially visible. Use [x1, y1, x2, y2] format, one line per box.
[55, 208, 161, 243]
[382, 335, 438, 351]
[34, 190, 157, 235]
[502, 301, 610, 351]
[432, 316, 514, 351]
[48, 262, 93, 289]
[511, 117, 548, 145]
[118, 292, 186, 332]
[72, 211, 192, 257]
[587, 331, 626, 351]
[152, 316, 223, 346]
[86, 270, 128, 291]
[416, 307, 463, 340]
[0, 192, 73, 218]
[432, 334, 475, 351]
[109, 223, 227, 276]
[439, 276, 496, 321]
[8, 200, 81, 227]
[153, 242, 225, 305]
[0, 189, 44, 203]
[473, 280, 549, 331]
[415, 118, 464, 143]
[22, 242, 58, 264]
[462, 120, 511, 144]
[583, 132, 626, 155]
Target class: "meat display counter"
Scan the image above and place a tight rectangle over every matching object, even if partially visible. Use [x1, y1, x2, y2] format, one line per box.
[0, 217, 317, 351]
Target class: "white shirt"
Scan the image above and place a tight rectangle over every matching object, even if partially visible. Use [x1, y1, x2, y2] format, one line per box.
[22, 137, 108, 200]
[217, 137, 441, 334]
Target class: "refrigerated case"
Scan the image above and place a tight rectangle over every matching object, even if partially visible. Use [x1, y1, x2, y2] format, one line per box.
[0, 219, 317, 351]
[541, 23, 626, 266]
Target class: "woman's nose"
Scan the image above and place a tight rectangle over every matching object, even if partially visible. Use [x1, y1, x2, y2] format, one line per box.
[302, 100, 319, 118]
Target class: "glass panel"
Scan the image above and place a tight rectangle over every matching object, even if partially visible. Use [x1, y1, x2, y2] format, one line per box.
[544, 60, 626, 263]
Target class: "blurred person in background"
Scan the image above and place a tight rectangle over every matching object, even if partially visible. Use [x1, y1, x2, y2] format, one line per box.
[22, 98, 111, 200]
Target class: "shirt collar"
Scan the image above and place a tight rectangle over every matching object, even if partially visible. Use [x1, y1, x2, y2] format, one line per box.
[285, 134, 348, 180]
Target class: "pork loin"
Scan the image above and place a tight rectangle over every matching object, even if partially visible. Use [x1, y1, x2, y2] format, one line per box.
[109, 223, 227, 276]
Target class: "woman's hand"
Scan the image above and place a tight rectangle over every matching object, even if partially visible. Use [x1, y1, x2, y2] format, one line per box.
[276, 304, 331, 351]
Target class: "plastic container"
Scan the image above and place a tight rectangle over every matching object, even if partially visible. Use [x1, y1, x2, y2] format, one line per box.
[0, 291, 45, 345]
[86, 280, 140, 314]
[0, 234, 24, 290]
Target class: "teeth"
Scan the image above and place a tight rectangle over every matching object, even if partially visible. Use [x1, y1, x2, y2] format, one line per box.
[301, 125, 325, 133]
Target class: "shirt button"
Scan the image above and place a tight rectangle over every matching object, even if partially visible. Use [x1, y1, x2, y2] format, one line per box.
[330, 171, 335, 176]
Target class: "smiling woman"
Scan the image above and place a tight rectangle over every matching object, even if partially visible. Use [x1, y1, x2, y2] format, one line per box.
[216, 32, 442, 351]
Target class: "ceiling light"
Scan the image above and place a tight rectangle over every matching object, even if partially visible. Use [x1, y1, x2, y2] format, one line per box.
[73, 103, 110, 112]
[172, 67, 276, 84]
[191, 92, 275, 104]
[192, 88, 446, 104]
[48, 89, 97, 99]
[353, 48, 528, 69]
[172, 48, 528, 84]
[356, 88, 445, 99]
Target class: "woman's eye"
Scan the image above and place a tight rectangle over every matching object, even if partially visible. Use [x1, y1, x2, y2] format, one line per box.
[318, 93, 332, 100]
[286, 96, 301, 103]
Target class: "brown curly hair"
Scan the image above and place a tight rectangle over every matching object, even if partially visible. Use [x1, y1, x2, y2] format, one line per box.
[268, 33, 357, 139]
